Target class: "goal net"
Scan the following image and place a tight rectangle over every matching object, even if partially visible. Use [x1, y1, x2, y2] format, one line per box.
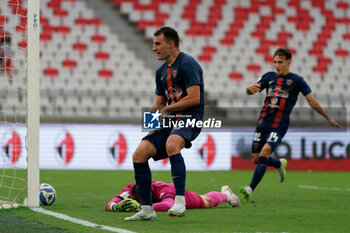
[0, 0, 39, 209]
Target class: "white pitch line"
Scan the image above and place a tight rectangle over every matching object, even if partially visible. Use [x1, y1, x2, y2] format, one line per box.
[298, 185, 350, 191]
[30, 207, 136, 233]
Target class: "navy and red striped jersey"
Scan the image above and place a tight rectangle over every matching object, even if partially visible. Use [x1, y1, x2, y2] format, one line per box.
[256, 71, 311, 131]
[155, 52, 204, 120]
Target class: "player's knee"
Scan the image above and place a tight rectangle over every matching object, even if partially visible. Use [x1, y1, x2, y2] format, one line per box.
[261, 143, 272, 155]
[165, 141, 181, 156]
[251, 153, 259, 164]
[132, 150, 149, 163]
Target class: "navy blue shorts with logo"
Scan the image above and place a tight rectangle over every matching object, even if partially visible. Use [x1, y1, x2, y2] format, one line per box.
[142, 127, 201, 161]
[251, 128, 287, 153]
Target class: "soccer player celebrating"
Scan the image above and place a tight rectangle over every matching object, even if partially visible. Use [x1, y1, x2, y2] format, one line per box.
[106, 180, 239, 212]
[240, 48, 342, 201]
[125, 27, 204, 221]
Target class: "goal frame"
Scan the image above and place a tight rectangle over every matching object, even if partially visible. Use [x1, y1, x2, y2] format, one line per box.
[26, 0, 40, 207]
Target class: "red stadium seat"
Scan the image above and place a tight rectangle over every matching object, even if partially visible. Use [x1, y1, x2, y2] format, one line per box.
[198, 45, 216, 63]
[91, 34, 106, 44]
[99, 69, 113, 79]
[18, 40, 27, 49]
[335, 49, 348, 58]
[95, 51, 110, 61]
[54, 9, 68, 18]
[198, 54, 211, 63]
[16, 18, 27, 33]
[183, 0, 225, 37]
[247, 63, 261, 74]
[313, 65, 327, 75]
[337, 1, 349, 10]
[44, 68, 59, 78]
[62, 59, 77, 69]
[47, 0, 61, 8]
[229, 72, 243, 81]
[75, 17, 89, 26]
[40, 33, 52, 42]
[338, 17, 350, 24]
[0, 15, 7, 26]
[73, 42, 87, 52]
[89, 18, 102, 27]
[344, 33, 350, 41]
[40, 16, 49, 26]
[43, 25, 56, 35]
[56, 25, 70, 34]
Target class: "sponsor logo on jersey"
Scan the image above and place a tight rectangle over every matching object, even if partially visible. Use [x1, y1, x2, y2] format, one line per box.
[267, 88, 289, 98]
[271, 97, 278, 105]
[173, 86, 183, 99]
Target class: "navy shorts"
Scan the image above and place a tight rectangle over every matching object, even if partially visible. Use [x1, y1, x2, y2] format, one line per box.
[251, 128, 286, 153]
[142, 127, 201, 161]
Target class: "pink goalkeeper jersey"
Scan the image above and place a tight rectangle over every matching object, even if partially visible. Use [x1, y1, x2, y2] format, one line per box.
[107, 180, 204, 211]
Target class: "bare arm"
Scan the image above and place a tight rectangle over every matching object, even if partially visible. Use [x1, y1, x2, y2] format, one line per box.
[161, 85, 200, 115]
[152, 95, 167, 111]
[246, 83, 261, 95]
[305, 93, 342, 128]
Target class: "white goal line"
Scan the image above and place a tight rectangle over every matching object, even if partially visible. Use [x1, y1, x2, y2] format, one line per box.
[298, 185, 350, 192]
[30, 207, 136, 233]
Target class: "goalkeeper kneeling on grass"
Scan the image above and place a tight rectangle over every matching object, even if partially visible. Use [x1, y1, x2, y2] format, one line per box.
[105, 180, 240, 212]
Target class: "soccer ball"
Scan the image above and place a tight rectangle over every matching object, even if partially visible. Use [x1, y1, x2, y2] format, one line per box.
[39, 183, 56, 206]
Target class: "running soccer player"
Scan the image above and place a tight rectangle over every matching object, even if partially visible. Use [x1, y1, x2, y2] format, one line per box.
[105, 180, 239, 212]
[240, 48, 342, 201]
[125, 27, 204, 221]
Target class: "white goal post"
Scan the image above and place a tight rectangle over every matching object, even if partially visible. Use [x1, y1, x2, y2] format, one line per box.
[26, 0, 40, 207]
[0, 0, 40, 209]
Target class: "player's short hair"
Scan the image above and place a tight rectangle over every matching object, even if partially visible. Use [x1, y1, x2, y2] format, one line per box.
[130, 184, 141, 203]
[154, 26, 179, 48]
[274, 48, 292, 60]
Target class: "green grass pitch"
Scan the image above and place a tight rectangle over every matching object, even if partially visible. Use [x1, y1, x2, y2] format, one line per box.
[1, 170, 349, 233]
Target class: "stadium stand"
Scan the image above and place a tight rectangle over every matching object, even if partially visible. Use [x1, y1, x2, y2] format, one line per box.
[0, 0, 349, 125]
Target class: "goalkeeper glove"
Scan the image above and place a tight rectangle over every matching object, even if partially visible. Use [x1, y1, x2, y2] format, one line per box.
[112, 198, 141, 212]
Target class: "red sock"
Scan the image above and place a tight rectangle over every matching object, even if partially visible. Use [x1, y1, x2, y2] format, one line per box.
[205, 192, 227, 208]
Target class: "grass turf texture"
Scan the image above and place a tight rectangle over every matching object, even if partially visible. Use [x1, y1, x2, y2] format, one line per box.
[1, 170, 349, 233]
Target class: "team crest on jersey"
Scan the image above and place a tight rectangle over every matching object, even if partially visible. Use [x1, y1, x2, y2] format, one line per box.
[286, 79, 293, 86]
[172, 70, 177, 78]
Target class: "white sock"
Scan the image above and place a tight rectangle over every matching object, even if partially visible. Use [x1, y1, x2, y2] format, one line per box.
[141, 205, 153, 212]
[175, 195, 186, 205]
